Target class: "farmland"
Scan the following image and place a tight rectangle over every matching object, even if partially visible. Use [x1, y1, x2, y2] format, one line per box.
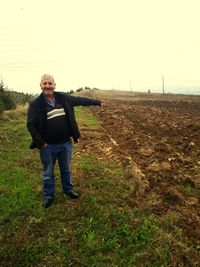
[0, 91, 200, 266]
[90, 97, 200, 244]
[81, 90, 200, 265]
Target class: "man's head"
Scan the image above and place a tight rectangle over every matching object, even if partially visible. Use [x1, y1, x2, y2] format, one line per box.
[40, 74, 56, 98]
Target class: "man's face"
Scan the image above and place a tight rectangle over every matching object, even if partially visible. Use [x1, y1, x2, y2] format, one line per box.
[40, 77, 56, 97]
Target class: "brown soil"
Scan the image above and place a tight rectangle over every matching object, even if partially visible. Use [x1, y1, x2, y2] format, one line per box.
[79, 98, 200, 248]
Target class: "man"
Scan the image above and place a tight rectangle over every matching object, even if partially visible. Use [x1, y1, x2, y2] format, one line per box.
[27, 74, 103, 208]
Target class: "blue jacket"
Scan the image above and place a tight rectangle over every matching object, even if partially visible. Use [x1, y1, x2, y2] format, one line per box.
[27, 92, 101, 149]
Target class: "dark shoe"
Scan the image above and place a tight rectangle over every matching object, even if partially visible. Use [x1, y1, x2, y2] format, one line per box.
[43, 198, 54, 208]
[65, 190, 79, 199]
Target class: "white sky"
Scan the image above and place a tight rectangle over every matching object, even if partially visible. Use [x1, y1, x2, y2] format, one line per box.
[1, 0, 200, 94]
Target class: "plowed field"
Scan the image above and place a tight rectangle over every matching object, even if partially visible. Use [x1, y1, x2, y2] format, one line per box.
[87, 99, 200, 249]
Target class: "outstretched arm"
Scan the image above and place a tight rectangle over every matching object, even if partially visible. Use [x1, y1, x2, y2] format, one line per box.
[68, 94, 110, 107]
[68, 95, 101, 107]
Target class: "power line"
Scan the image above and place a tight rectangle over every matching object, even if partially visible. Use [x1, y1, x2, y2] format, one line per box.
[0, 59, 64, 69]
[0, 41, 56, 48]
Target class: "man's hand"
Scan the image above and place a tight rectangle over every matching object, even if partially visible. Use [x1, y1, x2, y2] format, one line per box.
[101, 99, 109, 106]
[42, 143, 48, 148]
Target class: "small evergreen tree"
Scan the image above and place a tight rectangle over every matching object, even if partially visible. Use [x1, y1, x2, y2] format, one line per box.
[0, 98, 4, 115]
[0, 80, 16, 112]
[1, 92, 16, 110]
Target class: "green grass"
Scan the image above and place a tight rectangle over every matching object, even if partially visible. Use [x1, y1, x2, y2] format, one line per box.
[0, 106, 199, 266]
[75, 106, 100, 130]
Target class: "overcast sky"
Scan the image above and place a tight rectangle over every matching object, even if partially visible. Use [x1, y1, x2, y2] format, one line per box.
[1, 0, 200, 94]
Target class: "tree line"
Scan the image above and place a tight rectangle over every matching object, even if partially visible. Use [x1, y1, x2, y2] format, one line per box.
[0, 80, 32, 115]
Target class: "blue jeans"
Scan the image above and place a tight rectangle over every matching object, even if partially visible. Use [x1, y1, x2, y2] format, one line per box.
[40, 142, 73, 199]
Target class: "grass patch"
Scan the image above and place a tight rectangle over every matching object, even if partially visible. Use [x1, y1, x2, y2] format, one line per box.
[75, 106, 100, 130]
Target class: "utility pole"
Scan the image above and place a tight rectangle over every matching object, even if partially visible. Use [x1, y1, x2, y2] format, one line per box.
[130, 80, 132, 92]
[162, 75, 165, 94]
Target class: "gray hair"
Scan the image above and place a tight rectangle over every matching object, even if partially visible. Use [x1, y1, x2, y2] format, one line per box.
[40, 74, 55, 83]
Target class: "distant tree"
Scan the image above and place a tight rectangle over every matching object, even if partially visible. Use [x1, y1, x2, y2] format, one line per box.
[0, 98, 4, 115]
[1, 93, 16, 110]
[0, 80, 16, 112]
[9, 91, 32, 105]
[76, 88, 83, 92]
[69, 90, 75, 94]
[0, 79, 6, 95]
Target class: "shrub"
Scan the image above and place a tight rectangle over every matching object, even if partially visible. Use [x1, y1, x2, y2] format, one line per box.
[0, 98, 4, 115]
[0, 92, 16, 110]
[0, 80, 16, 111]
[76, 88, 83, 92]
